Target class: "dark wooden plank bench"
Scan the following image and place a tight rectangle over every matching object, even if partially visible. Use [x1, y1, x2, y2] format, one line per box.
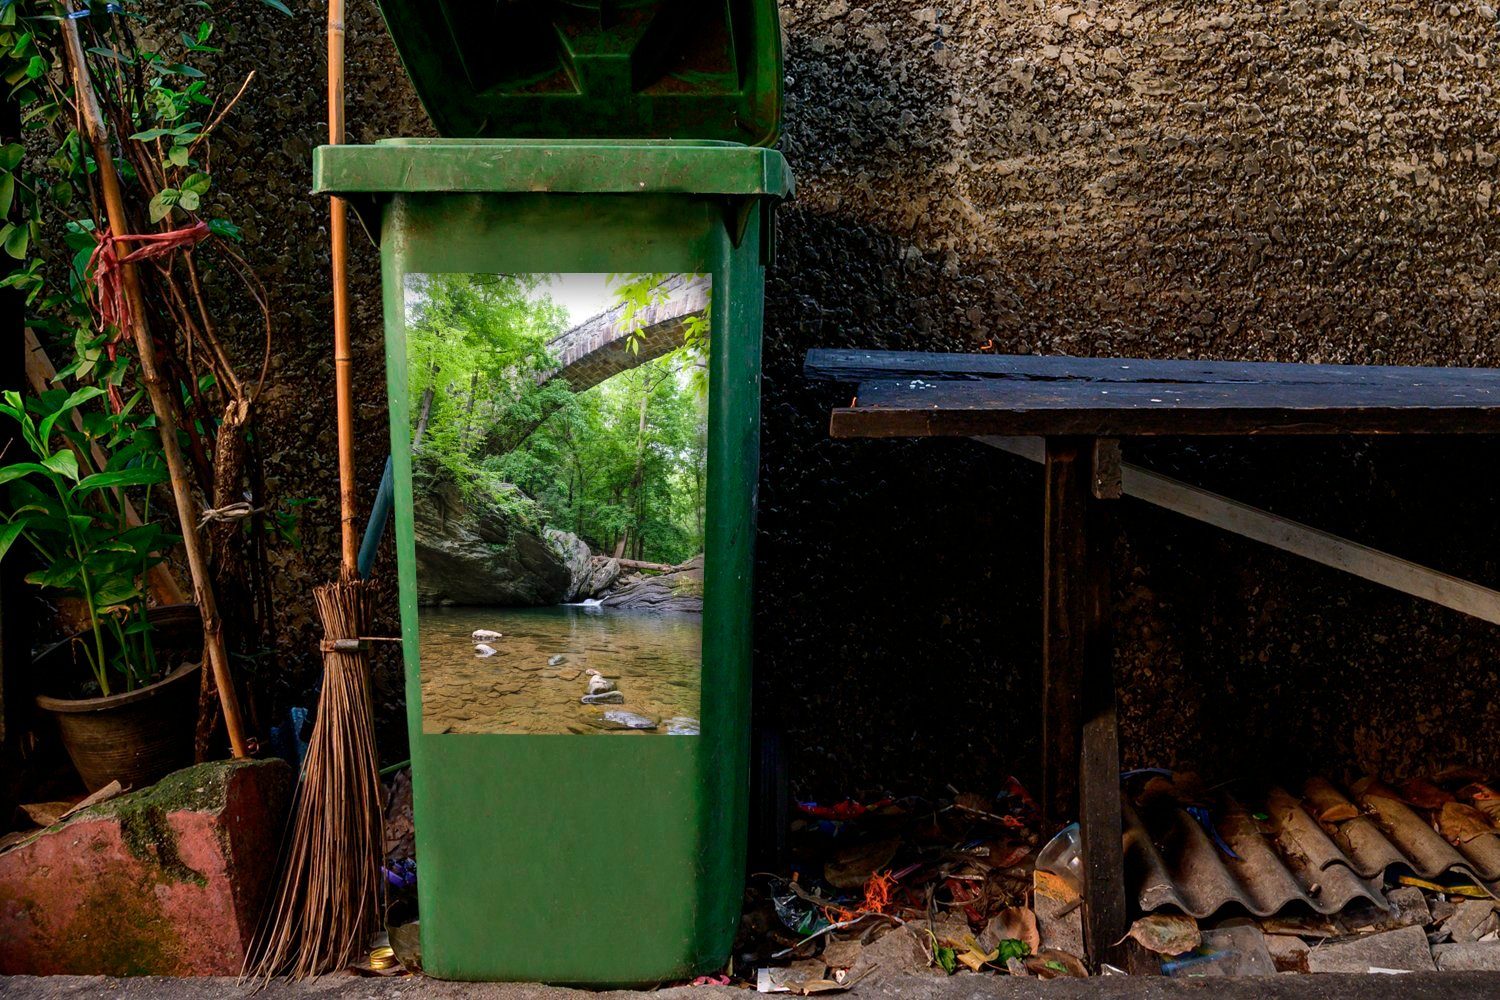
[805, 348, 1500, 969]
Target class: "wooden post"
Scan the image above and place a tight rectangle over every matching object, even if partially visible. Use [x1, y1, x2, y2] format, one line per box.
[1079, 491, 1126, 967]
[1041, 438, 1086, 830]
[1042, 436, 1126, 968]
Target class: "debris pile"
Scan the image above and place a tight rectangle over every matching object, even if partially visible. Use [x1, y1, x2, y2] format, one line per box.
[735, 769, 1500, 987]
[734, 781, 1092, 990]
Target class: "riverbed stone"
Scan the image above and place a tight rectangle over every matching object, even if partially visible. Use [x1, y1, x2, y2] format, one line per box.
[595, 710, 658, 731]
[581, 691, 625, 705]
[0, 759, 291, 975]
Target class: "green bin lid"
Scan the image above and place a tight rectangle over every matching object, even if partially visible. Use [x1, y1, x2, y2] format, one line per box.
[373, 0, 784, 146]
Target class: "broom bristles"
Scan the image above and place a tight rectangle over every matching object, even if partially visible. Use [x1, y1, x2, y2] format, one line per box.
[244, 578, 383, 980]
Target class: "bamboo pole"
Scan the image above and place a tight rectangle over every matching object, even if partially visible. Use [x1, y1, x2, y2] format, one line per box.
[243, 3, 383, 975]
[328, 0, 358, 575]
[61, 9, 248, 758]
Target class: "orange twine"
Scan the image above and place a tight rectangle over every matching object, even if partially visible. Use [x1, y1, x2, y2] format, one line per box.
[825, 869, 897, 924]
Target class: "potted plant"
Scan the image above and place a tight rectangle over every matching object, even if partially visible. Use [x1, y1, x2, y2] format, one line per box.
[0, 385, 199, 791]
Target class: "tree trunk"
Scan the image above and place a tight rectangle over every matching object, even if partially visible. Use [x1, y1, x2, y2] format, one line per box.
[412, 385, 435, 451]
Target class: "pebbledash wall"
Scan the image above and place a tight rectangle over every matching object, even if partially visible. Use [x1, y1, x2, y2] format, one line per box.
[193, 1, 1500, 792]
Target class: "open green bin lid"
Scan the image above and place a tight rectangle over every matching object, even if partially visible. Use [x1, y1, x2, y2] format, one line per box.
[372, 0, 785, 145]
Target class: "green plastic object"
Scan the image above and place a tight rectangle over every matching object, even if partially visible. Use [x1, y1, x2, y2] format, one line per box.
[314, 139, 790, 984]
[372, 0, 784, 145]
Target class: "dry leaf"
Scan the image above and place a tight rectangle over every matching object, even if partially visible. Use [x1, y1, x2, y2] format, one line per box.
[1352, 776, 1402, 802]
[1124, 913, 1201, 956]
[19, 802, 70, 828]
[1304, 778, 1359, 823]
[1438, 801, 1496, 845]
[1459, 783, 1500, 823]
[59, 780, 125, 821]
[1399, 778, 1453, 811]
[986, 906, 1040, 955]
[1025, 949, 1088, 978]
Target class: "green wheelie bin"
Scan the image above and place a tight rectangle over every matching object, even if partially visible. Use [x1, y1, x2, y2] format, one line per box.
[312, 0, 791, 985]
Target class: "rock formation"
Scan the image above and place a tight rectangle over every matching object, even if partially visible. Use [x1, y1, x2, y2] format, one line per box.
[601, 555, 705, 614]
[413, 476, 571, 606]
[545, 528, 621, 602]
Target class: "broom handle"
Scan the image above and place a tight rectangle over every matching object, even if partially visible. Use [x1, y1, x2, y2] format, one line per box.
[328, 0, 358, 577]
[61, 9, 249, 758]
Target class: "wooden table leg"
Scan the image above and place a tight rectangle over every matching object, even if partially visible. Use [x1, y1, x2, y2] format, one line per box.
[1042, 438, 1086, 830]
[1043, 436, 1127, 969]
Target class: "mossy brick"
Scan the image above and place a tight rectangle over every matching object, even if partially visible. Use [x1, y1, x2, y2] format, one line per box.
[0, 758, 292, 976]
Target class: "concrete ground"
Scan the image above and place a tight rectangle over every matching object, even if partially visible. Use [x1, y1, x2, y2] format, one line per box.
[3, 974, 1500, 999]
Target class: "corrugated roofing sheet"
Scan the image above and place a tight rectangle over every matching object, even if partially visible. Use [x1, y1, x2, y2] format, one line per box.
[1121, 778, 1500, 921]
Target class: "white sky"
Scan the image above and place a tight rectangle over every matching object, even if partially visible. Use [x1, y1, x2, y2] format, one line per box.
[540, 273, 618, 327]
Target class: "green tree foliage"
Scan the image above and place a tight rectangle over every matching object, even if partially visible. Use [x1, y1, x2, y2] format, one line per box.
[406, 273, 707, 567]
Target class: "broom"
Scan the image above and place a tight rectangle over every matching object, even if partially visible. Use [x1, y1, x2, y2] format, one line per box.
[244, 0, 384, 978]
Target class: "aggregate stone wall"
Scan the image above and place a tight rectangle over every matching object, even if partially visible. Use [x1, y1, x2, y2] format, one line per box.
[184, 1, 1500, 793]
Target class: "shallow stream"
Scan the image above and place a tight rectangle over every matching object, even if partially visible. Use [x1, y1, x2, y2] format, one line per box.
[418, 605, 701, 736]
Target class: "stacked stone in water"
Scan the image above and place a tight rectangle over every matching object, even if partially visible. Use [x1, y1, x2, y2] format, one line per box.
[580, 669, 623, 705]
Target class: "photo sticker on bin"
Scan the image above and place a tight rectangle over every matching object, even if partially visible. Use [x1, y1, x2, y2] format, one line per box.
[406, 272, 708, 737]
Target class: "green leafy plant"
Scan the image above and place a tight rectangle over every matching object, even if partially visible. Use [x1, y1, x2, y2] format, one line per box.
[0, 386, 176, 695]
[0, 2, 294, 733]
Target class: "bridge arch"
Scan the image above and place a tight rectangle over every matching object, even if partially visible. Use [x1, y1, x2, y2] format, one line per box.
[540, 274, 709, 394]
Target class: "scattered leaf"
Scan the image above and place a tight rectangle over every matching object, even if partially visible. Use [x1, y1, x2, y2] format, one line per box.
[1124, 913, 1201, 956]
[1304, 777, 1360, 823]
[1459, 783, 1500, 823]
[1024, 949, 1088, 978]
[1438, 801, 1496, 845]
[19, 801, 70, 827]
[993, 907, 1040, 955]
[1400, 778, 1453, 811]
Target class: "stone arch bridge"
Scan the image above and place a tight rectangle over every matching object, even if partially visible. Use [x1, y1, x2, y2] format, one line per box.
[478, 274, 709, 456]
[540, 273, 709, 393]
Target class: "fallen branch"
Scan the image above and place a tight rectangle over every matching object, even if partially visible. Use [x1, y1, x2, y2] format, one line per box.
[611, 557, 691, 573]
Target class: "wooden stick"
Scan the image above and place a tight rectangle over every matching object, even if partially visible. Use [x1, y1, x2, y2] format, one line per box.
[977, 435, 1500, 627]
[61, 9, 248, 758]
[24, 329, 187, 606]
[328, 0, 358, 577]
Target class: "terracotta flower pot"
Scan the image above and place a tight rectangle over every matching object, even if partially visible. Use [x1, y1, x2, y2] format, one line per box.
[33, 604, 203, 792]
